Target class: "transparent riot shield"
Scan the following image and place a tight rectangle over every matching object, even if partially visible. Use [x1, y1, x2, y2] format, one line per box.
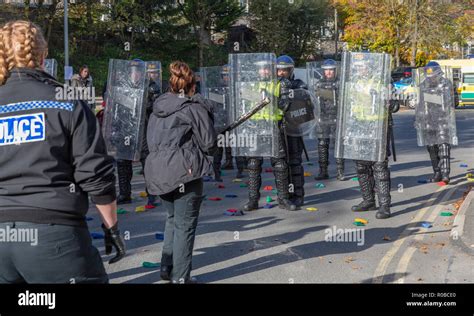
[103, 59, 148, 161]
[228, 53, 280, 157]
[44, 59, 58, 78]
[335, 52, 392, 162]
[414, 66, 457, 146]
[307, 61, 341, 139]
[200, 66, 230, 131]
[284, 88, 319, 137]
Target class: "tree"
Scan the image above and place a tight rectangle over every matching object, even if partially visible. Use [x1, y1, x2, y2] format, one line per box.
[333, 0, 472, 66]
[177, 0, 243, 67]
[249, 0, 329, 65]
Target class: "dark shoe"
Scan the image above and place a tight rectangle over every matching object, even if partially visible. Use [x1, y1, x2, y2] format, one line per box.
[314, 168, 329, 180]
[160, 265, 172, 281]
[241, 200, 259, 212]
[117, 195, 132, 205]
[376, 205, 391, 219]
[291, 197, 304, 208]
[336, 159, 345, 181]
[431, 171, 442, 183]
[279, 198, 297, 211]
[214, 174, 223, 182]
[336, 170, 345, 181]
[441, 174, 450, 184]
[351, 200, 376, 212]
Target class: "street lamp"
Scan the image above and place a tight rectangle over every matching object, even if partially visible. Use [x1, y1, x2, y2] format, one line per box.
[63, 0, 73, 81]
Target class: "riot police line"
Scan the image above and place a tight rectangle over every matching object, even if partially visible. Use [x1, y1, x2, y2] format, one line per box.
[0, 20, 458, 284]
[99, 51, 457, 276]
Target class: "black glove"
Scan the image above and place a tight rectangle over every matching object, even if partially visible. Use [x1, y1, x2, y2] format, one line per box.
[101, 223, 126, 264]
[278, 78, 292, 112]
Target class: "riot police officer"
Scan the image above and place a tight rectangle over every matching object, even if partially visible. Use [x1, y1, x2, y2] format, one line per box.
[417, 61, 455, 184]
[209, 65, 246, 181]
[115, 59, 158, 208]
[335, 52, 396, 220]
[313, 59, 345, 181]
[238, 58, 296, 212]
[276, 55, 308, 207]
[352, 59, 398, 219]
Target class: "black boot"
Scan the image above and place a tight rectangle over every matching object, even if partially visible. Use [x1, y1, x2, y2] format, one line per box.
[160, 265, 172, 281]
[239, 157, 262, 212]
[351, 161, 376, 212]
[336, 158, 345, 181]
[241, 200, 259, 212]
[235, 156, 246, 178]
[439, 143, 451, 184]
[222, 147, 234, 170]
[376, 205, 391, 219]
[427, 145, 442, 182]
[315, 167, 329, 180]
[213, 148, 223, 182]
[117, 194, 132, 204]
[117, 160, 132, 204]
[214, 170, 223, 182]
[315, 138, 329, 180]
[287, 136, 305, 208]
[272, 158, 297, 211]
[289, 164, 305, 208]
[374, 160, 391, 219]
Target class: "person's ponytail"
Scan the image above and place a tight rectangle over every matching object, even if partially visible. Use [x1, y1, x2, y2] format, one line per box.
[169, 61, 196, 95]
[0, 20, 48, 86]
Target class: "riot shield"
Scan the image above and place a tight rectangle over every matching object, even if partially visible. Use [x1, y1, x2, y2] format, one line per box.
[200, 66, 230, 130]
[335, 52, 392, 162]
[307, 61, 340, 139]
[414, 66, 457, 146]
[284, 88, 319, 137]
[228, 53, 280, 157]
[103, 59, 148, 161]
[44, 59, 58, 78]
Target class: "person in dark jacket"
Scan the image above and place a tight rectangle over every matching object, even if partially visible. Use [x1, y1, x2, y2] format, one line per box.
[0, 20, 125, 283]
[145, 61, 216, 283]
[70, 65, 94, 111]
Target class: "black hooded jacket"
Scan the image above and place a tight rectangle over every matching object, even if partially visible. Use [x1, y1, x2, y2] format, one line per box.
[0, 68, 116, 227]
[145, 92, 217, 195]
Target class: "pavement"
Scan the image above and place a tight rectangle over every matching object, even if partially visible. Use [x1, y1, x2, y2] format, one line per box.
[451, 187, 474, 256]
[86, 107, 474, 283]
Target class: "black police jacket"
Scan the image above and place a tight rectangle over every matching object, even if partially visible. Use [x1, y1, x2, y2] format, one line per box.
[0, 68, 116, 226]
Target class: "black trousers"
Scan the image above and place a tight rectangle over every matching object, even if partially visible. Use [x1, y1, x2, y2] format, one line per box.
[0, 222, 108, 284]
[287, 136, 305, 200]
[160, 178, 204, 282]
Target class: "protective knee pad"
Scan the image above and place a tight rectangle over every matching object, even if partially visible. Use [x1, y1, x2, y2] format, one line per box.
[271, 157, 288, 173]
[373, 160, 390, 182]
[355, 160, 372, 174]
[247, 157, 263, 171]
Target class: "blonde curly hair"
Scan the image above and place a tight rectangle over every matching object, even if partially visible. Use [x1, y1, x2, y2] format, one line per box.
[0, 20, 48, 86]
